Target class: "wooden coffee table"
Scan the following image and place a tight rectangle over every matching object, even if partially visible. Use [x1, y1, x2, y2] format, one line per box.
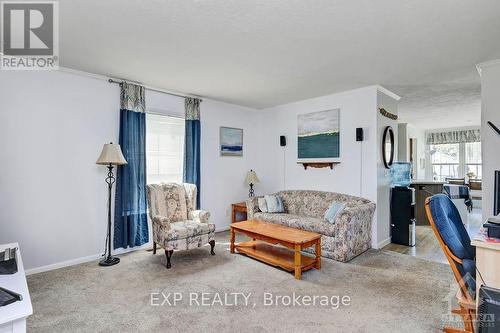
[230, 220, 321, 280]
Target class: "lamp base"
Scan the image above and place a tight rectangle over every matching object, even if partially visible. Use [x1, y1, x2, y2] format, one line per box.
[99, 256, 120, 267]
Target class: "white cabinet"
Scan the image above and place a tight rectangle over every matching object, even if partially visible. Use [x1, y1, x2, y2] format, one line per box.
[0, 243, 32, 333]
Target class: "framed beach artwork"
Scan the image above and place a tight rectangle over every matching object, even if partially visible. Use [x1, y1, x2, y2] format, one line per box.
[297, 108, 340, 162]
[220, 127, 243, 156]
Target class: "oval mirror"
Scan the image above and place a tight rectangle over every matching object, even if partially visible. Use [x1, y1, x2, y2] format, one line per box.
[382, 126, 394, 169]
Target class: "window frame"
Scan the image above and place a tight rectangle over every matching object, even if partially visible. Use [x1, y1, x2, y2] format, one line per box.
[428, 141, 482, 181]
[145, 112, 185, 185]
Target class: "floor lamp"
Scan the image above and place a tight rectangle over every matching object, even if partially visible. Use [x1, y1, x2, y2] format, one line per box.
[96, 143, 127, 266]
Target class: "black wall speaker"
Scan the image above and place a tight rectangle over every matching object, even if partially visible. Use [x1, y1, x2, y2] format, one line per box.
[280, 135, 287, 146]
[356, 128, 364, 142]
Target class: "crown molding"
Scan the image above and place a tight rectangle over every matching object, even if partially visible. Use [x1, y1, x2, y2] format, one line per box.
[375, 85, 401, 101]
[476, 59, 500, 76]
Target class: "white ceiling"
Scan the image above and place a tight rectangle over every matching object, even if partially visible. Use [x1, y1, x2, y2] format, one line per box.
[392, 72, 482, 130]
[58, 1, 500, 117]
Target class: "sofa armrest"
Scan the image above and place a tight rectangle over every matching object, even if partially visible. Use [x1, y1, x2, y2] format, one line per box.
[246, 197, 260, 219]
[189, 210, 211, 223]
[338, 202, 376, 223]
[152, 215, 172, 230]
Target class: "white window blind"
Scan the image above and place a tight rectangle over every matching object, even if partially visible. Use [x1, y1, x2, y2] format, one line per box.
[146, 114, 185, 184]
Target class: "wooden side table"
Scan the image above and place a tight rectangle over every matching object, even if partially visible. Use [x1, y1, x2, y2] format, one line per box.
[231, 202, 247, 223]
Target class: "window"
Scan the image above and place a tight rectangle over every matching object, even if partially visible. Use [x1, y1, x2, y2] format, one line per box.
[465, 142, 482, 179]
[429, 141, 482, 181]
[430, 143, 459, 181]
[146, 114, 185, 184]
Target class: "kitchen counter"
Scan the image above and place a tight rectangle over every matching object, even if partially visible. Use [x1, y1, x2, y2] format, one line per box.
[410, 182, 444, 225]
[411, 180, 445, 185]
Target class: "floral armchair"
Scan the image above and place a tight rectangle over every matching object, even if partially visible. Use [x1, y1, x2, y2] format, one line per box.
[146, 183, 215, 268]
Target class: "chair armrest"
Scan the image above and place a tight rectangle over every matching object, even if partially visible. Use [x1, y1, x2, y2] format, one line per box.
[152, 215, 171, 229]
[246, 197, 260, 219]
[189, 210, 210, 223]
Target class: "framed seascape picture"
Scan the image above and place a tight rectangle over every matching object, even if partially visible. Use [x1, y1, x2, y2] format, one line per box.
[297, 108, 340, 162]
[220, 127, 243, 156]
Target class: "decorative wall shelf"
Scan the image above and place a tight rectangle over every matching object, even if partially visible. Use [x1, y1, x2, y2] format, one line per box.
[298, 162, 339, 170]
[379, 108, 398, 120]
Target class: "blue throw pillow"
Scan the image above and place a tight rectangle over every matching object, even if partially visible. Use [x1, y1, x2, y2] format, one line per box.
[324, 202, 346, 224]
[265, 195, 284, 213]
[257, 197, 268, 212]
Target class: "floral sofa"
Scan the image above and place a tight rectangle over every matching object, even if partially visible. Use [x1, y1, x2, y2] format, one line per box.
[246, 190, 376, 262]
[146, 183, 216, 268]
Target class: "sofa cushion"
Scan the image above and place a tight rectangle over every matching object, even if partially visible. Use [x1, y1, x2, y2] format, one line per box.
[253, 212, 338, 237]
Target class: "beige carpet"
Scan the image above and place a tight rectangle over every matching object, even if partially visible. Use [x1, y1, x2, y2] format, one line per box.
[27, 232, 459, 333]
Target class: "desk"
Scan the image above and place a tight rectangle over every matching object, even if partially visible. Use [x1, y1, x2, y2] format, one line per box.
[0, 243, 32, 333]
[471, 230, 500, 306]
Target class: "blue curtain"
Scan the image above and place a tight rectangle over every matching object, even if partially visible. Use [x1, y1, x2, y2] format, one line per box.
[183, 98, 201, 209]
[114, 83, 149, 249]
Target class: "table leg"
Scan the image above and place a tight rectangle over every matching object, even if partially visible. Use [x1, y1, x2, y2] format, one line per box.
[230, 228, 235, 254]
[231, 207, 236, 224]
[294, 244, 302, 280]
[315, 239, 321, 270]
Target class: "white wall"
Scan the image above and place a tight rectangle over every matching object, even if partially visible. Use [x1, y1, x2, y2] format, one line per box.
[200, 99, 262, 230]
[258, 86, 389, 247]
[0, 70, 260, 271]
[0, 70, 119, 271]
[376, 91, 399, 248]
[407, 124, 426, 180]
[398, 123, 408, 162]
[480, 61, 500, 217]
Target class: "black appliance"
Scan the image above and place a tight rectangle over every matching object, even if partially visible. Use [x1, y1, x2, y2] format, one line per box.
[390, 186, 416, 246]
[478, 285, 500, 332]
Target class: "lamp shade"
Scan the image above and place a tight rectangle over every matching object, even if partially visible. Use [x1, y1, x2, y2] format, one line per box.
[245, 169, 260, 185]
[96, 143, 128, 165]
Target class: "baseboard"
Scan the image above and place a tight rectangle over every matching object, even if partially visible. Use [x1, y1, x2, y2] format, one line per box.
[26, 253, 102, 275]
[26, 242, 153, 275]
[216, 226, 230, 233]
[26, 229, 230, 276]
[376, 237, 391, 249]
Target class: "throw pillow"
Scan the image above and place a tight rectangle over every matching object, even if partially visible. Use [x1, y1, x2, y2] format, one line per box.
[324, 202, 346, 224]
[257, 197, 268, 212]
[265, 195, 285, 213]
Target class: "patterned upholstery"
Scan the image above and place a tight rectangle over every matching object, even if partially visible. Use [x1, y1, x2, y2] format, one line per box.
[247, 190, 376, 262]
[146, 183, 215, 251]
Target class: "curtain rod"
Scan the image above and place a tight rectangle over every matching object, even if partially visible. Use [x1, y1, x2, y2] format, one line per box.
[108, 78, 203, 102]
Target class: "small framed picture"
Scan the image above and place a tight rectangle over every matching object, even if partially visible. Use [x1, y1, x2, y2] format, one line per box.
[220, 127, 243, 156]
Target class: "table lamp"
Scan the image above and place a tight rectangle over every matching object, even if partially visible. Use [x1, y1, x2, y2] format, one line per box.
[245, 169, 260, 197]
[96, 143, 127, 266]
